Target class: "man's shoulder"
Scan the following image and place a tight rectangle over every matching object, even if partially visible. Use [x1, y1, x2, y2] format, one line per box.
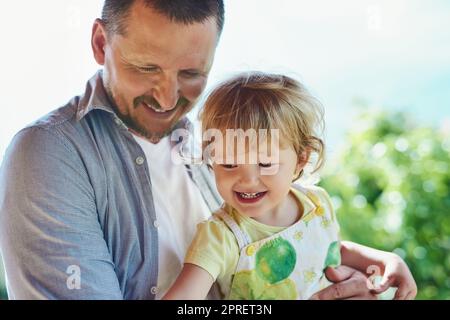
[12, 98, 78, 149]
[5, 100, 78, 157]
[2, 102, 110, 176]
[27, 97, 79, 130]
[14, 96, 110, 153]
[18, 71, 112, 144]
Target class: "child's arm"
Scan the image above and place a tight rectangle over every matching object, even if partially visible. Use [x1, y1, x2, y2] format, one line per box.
[162, 263, 215, 300]
[340, 240, 417, 299]
[341, 240, 392, 274]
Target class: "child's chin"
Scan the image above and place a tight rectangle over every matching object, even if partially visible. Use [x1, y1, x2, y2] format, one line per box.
[236, 207, 261, 218]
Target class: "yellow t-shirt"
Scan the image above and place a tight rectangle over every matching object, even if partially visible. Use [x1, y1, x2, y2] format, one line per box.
[184, 185, 337, 299]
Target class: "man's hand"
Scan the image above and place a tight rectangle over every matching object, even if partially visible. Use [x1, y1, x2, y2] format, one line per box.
[310, 265, 378, 300]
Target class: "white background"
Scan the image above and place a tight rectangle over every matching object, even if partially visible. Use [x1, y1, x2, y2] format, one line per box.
[1, 0, 449, 159]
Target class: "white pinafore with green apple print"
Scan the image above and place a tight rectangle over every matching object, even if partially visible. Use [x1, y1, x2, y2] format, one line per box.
[218, 185, 341, 300]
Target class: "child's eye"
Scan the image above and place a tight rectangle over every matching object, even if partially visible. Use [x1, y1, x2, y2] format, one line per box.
[221, 164, 237, 169]
[259, 163, 273, 168]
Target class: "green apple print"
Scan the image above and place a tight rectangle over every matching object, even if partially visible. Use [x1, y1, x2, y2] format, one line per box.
[229, 270, 297, 300]
[324, 241, 341, 269]
[255, 237, 297, 284]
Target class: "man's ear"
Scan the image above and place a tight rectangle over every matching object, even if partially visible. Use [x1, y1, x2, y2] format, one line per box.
[91, 18, 107, 65]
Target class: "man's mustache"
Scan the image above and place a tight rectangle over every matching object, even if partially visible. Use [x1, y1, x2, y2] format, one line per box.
[133, 96, 190, 110]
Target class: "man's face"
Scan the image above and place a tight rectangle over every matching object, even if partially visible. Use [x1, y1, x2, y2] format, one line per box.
[93, 1, 218, 142]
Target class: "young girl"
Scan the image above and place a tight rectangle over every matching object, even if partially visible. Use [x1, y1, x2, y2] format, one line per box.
[164, 72, 416, 300]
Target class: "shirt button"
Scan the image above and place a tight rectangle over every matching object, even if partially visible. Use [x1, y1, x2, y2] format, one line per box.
[135, 156, 145, 165]
[153, 220, 160, 228]
[150, 286, 158, 295]
[246, 245, 256, 256]
[315, 206, 325, 216]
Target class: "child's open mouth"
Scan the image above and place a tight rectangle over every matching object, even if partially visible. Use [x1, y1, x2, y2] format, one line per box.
[234, 191, 268, 204]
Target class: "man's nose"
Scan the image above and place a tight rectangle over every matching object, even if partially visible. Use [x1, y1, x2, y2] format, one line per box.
[153, 74, 180, 110]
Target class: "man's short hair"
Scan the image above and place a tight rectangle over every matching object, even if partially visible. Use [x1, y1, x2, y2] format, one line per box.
[101, 0, 225, 37]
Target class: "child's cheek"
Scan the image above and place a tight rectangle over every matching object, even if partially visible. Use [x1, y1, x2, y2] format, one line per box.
[215, 174, 232, 202]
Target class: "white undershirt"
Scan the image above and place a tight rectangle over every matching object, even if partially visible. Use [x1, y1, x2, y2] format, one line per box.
[132, 134, 211, 299]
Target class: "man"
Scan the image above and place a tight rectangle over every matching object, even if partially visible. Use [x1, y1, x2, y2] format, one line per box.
[0, 0, 415, 299]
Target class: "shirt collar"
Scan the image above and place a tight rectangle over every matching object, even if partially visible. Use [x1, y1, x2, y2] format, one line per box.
[76, 70, 116, 121]
[290, 187, 317, 216]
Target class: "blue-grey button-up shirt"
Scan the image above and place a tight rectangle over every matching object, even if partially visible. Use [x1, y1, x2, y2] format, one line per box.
[0, 71, 223, 299]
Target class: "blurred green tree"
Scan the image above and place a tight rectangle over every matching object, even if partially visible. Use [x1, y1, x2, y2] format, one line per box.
[0, 109, 448, 300]
[320, 109, 450, 299]
[0, 257, 6, 299]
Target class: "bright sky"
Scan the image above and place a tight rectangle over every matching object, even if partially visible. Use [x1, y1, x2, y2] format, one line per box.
[1, 0, 449, 159]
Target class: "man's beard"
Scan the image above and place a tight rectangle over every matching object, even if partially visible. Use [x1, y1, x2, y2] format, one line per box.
[105, 87, 190, 143]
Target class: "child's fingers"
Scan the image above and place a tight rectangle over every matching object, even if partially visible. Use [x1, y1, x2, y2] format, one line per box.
[402, 283, 418, 300]
[405, 290, 417, 300]
[392, 275, 417, 300]
[393, 282, 412, 300]
[370, 273, 394, 294]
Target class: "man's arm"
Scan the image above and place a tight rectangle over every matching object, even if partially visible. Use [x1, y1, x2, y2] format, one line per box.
[0, 127, 123, 299]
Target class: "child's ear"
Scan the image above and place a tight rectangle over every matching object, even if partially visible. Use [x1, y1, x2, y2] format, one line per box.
[292, 151, 310, 182]
[298, 149, 311, 167]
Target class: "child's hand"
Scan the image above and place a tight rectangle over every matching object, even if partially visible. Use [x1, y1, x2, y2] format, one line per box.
[370, 254, 417, 300]
[320, 241, 418, 300]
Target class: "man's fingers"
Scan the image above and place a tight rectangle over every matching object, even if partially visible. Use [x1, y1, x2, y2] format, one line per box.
[345, 293, 378, 300]
[313, 276, 369, 300]
[324, 265, 356, 283]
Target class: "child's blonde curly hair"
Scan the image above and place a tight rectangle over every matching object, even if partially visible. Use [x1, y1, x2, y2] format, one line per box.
[199, 71, 325, 176]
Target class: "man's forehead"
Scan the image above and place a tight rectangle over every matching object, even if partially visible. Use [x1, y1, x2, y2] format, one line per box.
[124, 2, 219, 46]
[117, 42, 212, 70]
[112, 12, 217, 70]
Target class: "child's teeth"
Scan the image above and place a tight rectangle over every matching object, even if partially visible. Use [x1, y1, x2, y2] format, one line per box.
[240, 192, 261, 199]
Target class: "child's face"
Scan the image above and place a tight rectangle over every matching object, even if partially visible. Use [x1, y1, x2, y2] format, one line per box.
[212, 142, 304, 221]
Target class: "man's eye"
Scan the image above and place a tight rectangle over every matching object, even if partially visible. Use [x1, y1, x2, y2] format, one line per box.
[181, 70, 201, 78]
[139, 66, 159, 73]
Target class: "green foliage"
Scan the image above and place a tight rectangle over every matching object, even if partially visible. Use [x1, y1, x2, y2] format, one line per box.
[0, 109, 447, 300]
[320, 109, 450, 300]
[0, 257, 6, 299]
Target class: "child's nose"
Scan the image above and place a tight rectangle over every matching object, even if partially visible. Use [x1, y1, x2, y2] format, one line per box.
[238, 166, 260, 185]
